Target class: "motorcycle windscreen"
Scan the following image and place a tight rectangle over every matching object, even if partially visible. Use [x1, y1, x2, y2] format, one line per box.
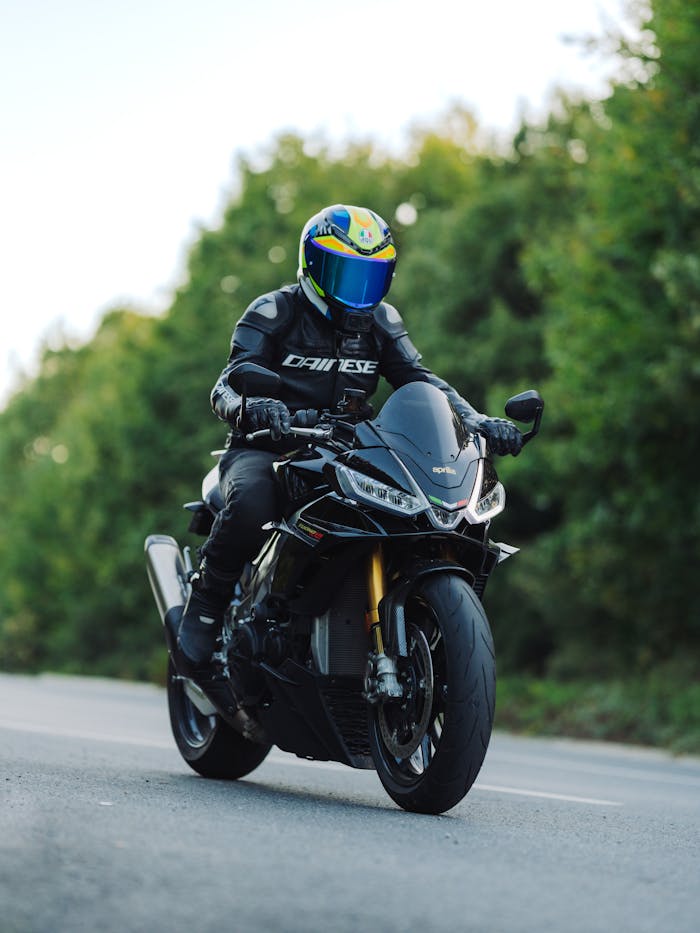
[370, 382, 474, 489]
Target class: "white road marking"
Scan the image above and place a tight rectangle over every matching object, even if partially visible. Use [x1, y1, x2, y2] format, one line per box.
[473, 783, 622, 807]
[0, 718, 175, 750]
[490, 750, 700, 789]
[0, 720, 622, 806]
[263, 754, 622, 805]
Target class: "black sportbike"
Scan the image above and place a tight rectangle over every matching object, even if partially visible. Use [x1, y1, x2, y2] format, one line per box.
[145, 364, 543, 814]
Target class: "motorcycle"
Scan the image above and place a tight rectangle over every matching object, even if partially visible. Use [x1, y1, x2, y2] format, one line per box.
[145, 363, 543, 814]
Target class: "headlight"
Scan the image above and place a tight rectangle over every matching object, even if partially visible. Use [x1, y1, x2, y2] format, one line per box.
[336, 464, 427, 516]
[467, 481, 505, 522]
[464, 460, 506, 523]
[428, 498, 468, 530]
[427, 461, 506, 528]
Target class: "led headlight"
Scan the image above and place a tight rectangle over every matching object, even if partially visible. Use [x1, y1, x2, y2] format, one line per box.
[336, 464, 427, 516]
[426, 459, 505, 529]
[469, 481, 505, 521]
[428, 499, 467, 530]
[464, 461, 506, 523]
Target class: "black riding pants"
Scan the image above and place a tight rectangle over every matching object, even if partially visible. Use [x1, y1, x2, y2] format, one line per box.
[199, 447, 281, 577]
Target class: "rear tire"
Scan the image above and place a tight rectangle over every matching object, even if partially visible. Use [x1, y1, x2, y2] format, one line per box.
[369, 574, 495, 814]
[167, 659, 271, 779]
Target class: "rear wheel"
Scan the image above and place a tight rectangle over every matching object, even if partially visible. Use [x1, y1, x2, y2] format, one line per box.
[167, 659, 271, 779]
[369, 574, 495, 814]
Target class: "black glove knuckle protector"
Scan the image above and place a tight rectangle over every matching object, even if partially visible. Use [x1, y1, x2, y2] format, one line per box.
[242, 397, 291, 439]
[480, 417, 523, 456]
[268, 405, 281, 440]
[281, 406, 291, 434]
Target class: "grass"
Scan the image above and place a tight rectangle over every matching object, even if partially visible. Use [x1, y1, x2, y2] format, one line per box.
[495, 674, 700, 755]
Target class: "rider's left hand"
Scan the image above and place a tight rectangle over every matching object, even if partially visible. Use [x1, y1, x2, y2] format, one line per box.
[466, 417, 523, 456]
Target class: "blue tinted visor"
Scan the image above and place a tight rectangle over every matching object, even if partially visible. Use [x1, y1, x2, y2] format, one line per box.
[305, 240, 395, 309]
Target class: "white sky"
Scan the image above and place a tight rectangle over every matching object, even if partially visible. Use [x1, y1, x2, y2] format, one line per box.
[0, 0, 630, 405]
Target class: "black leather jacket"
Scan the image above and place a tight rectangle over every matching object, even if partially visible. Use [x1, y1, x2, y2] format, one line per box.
[211, 284, 482, 448]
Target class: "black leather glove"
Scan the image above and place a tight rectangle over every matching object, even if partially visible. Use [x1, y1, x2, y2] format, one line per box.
[239, 397, 291, 440]
[472, 417, 523, 456]
[291, 408, 320, 428]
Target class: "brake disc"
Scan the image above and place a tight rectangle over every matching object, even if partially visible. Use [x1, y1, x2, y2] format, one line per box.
[378, 624, 434, 758]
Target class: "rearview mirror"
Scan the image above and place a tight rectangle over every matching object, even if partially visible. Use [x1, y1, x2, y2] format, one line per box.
[505, 390, 544, 424]
[505, 389, 544, 446]
[227, 362, 282, 397]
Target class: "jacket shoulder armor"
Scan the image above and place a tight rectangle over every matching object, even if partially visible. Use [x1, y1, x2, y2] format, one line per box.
[373, 302, 408, 340]
[237, 289, 295, 336]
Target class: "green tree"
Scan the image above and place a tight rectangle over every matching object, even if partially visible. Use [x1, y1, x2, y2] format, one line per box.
[521, 0, 700, 674]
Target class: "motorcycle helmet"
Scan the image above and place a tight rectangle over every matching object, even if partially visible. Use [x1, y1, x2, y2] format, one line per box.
[298, 204, 396, 329]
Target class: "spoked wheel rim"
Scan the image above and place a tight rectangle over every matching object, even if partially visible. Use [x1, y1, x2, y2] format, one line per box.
[169, 669, 217, 750]
[374, 603, 446, 787]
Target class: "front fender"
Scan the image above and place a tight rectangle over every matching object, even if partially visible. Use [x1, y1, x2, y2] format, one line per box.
[378, 561, 476, 658]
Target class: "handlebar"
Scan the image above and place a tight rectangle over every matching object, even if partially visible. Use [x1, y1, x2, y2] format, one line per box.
[244, 425, 334, 442]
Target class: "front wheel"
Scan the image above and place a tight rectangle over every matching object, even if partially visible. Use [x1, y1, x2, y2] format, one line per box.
[369, 574, 495, 814]
[167, 659, 271, 779]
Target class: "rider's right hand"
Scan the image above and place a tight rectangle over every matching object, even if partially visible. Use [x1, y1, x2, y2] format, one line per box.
[239, 397, 291, 440]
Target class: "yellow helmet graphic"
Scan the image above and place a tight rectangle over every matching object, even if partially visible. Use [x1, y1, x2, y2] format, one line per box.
[299, 204, 397, 310]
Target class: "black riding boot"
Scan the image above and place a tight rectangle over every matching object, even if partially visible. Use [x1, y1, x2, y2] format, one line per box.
[176, 559, 237, 670]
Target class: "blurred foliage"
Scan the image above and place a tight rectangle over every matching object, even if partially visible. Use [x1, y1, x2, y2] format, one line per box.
[497, 666, 700, 755]
[0, 0, 698, 705]
[511, 0, 700, 675]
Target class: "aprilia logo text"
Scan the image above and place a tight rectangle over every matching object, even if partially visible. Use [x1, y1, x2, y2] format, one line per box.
[282, 353, 378, 375]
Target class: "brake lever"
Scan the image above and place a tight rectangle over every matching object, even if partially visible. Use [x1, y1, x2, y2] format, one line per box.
[292, 426, 333, 440]
[245, 426, 333, 442]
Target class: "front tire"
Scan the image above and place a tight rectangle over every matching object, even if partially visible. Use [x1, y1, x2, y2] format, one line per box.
[369, 574, 495, 814]
[167, 659, 271, 779]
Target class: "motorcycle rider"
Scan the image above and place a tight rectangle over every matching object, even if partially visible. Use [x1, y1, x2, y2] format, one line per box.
[175, 204, 523, 681]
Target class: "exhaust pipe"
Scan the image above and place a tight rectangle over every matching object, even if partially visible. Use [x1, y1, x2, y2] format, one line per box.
[145, 535, 190, 651]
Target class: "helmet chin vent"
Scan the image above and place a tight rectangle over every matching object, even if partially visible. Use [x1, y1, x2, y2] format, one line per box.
[332, 307, 374, 334]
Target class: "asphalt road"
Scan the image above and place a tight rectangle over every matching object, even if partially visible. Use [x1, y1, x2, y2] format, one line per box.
[1, 672, 699, 933]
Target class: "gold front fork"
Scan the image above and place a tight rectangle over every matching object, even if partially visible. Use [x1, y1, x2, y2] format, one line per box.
[366, 544, 386, 653]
